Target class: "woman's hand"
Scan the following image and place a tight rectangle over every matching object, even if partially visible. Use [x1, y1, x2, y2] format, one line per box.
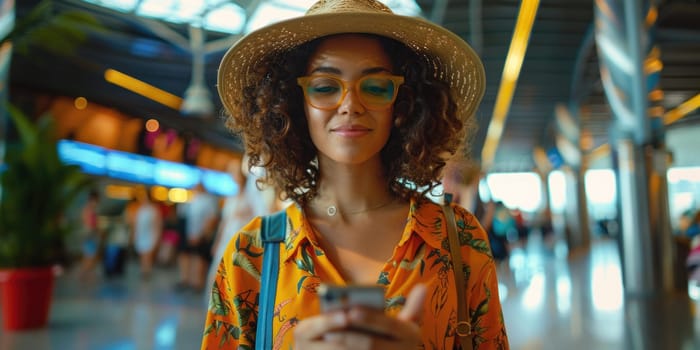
[293, 284, 427, 350]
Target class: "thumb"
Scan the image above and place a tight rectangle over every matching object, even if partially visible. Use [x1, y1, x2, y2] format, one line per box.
[398, 284, 427, 322]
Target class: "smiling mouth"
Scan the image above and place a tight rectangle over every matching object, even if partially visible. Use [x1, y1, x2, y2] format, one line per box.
[333, 127, 371, 132]
[331, 126, 372, 137]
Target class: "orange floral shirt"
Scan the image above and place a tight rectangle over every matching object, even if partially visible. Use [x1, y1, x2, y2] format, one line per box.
[202, 197, 509, 349]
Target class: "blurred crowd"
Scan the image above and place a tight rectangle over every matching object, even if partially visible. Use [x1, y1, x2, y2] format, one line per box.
[441, 159, 555, 265]
[72, 157, 281, 298]
[71, 155, 700, 295]
[679, 209, 700, 285]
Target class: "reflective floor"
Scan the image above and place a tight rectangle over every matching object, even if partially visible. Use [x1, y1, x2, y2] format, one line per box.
[1, 233, 699, 350]
[501, 235, 700, 350]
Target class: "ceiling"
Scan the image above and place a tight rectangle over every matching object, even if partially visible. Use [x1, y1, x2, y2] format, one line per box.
[9, 0, 700, 173]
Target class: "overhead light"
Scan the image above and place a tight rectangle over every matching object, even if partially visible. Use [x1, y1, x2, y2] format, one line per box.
[145, 119, 160, 132]
[481, 0, 540, 170]
[664, 93, 700, 125]
[180, 84, 215, 116]
[104, 68, 182, 110]
[74, 97, 88, 110]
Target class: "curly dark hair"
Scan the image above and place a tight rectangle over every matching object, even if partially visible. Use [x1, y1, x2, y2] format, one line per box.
[224, 34, 474, 206]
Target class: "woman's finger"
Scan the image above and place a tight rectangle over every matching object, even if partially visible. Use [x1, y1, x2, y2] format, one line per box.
[323, 330, 418, 350]
[293, 311, 348, 341]
[345, 307, 422, 343]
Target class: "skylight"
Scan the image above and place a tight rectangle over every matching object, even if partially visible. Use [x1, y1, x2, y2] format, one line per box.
[82, 0, 423, 34]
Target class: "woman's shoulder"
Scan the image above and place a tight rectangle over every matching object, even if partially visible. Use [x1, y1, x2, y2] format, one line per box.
[412, 195, 479, 220]
[415, 196, 490, 241]
[227, 206, 297, 250]
[228, 216, 265, 250]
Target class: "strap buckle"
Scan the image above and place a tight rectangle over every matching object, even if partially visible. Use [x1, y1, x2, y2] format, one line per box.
[456, 321, 472, 336]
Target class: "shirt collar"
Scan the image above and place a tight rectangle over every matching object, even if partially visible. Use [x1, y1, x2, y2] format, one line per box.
[399, 196, 445, 250]
[282, 203, 321, 263]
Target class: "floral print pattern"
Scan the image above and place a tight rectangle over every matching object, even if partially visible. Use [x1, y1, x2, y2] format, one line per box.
[201, 197, 509, 349]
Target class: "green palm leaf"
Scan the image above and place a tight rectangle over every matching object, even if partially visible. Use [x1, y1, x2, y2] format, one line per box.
[232, 252, 261, 281]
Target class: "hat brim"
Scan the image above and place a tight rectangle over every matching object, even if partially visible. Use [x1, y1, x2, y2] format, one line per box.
[218, 12, 485, 121]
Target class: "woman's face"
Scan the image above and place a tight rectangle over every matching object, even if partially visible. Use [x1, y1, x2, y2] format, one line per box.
[303, 34, 395, 166]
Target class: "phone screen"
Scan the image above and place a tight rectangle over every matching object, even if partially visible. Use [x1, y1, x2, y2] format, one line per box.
[318, 284, 385, 313]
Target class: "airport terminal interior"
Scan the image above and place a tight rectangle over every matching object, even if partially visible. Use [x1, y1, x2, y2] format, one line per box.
[1, 0, 700, 349]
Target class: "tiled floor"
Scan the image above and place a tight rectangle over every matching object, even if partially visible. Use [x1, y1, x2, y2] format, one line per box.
[1, 234, 699, 350]
[0, 262, 207, 350]
[501, 235, 700, 350]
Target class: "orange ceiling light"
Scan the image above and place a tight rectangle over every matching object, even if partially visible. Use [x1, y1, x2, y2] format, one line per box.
[664, 93, 700, 126]
[481, 0, 540, 170]
[145, 118, 160, 132]
[168, 188, 190, 203]
[74, 96, 88, 110]
[104, 68, 183, 110]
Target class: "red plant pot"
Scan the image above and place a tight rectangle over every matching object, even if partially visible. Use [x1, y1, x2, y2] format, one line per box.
[0, 267, 55, 331]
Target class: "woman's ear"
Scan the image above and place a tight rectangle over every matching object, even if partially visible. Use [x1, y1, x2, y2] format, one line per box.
[394, 113, 404, 128]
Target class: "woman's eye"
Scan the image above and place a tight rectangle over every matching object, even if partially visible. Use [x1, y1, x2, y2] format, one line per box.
[363, 85, 389, 96]
[361, 79, 393, 97]
[309, 85, 339, 94]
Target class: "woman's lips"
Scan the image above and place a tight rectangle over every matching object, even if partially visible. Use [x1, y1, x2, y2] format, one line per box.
[332, 125, 371, 137]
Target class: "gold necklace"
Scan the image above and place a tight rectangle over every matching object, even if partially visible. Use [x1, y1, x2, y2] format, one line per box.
[326, 198, 396, 217]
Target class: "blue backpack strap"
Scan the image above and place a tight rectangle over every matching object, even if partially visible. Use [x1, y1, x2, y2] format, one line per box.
[255, 210, 287, 350]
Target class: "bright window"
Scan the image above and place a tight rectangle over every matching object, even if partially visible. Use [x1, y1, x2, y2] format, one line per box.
[548, 170, 566, 213]
[486, 172, 542, 212]
[585, 169, 617, 219]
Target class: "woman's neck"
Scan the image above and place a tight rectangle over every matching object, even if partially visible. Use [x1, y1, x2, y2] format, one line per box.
[310, 157, 395, 219]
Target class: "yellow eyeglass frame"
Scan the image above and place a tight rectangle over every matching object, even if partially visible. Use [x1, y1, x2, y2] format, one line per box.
[296, 74, 405, 111]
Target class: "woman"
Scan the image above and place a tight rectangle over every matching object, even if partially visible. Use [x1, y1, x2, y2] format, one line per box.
[132, 189, 162, 278]
[202, 1, 509, 349]
[78, 190, 101, 279]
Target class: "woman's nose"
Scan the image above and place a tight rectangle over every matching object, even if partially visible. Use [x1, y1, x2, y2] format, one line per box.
[337, 88, 365, 115]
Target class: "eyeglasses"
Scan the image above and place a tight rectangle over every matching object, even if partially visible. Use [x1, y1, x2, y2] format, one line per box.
[297, 74, 405, 111]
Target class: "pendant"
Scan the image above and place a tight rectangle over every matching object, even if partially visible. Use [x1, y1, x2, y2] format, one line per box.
[327, 205, 337, 216]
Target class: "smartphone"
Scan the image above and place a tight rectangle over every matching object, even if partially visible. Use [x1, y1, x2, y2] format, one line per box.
[318, 284, 386, 312]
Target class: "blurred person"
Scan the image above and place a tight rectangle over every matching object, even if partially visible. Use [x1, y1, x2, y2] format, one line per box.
[538, 207, 555, 240]
[157, 203, 181, 266]
[687, 236, 700, 285]
[132, 188, 163, 278]
[176, 183, 219, 292]
[490, 201, 513, 262]
[677, 209, 694, 235]
[442, 158, 483, 213]
[202, 0, 509, 348]
[685, 210, 700, 239]
[77, 189, 102, 279]
[123, 195, 140, 232]
[102, 208, 130, 278]
[442, 159, 496, 244]
[511, 207, 529, 243]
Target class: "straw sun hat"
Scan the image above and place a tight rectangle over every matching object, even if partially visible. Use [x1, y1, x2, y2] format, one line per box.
[217, 0, 485, 122]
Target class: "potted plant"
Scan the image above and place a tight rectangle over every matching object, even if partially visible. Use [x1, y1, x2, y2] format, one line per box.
[0, 104, 94, 330]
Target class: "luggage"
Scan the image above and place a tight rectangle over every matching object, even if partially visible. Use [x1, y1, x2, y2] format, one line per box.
[103, 244, 126, 277]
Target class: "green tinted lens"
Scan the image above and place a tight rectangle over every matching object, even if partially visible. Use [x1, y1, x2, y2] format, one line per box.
[359, 77, 396, 107]
[306, 77, 343, 108]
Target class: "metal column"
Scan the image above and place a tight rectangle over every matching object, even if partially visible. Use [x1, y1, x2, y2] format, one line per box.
[594, 0, 677, 296]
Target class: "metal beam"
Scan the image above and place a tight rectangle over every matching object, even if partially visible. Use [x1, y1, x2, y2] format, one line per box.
[470, 0, 483, 55]
[430, 0, 449, 24]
